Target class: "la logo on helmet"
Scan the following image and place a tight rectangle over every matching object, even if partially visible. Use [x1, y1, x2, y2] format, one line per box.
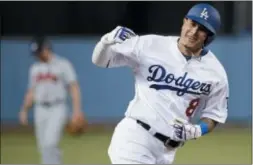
[200, 8, 209, 20]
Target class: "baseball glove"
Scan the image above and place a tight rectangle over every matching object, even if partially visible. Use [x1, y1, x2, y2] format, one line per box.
[65, 114, 88, 135]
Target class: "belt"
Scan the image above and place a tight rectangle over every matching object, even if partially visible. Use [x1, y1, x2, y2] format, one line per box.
[38, 99, 64, 107]
[136, 120, 182, 148]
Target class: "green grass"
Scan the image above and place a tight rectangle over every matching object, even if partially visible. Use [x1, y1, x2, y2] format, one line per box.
[1, 128, 251, 164]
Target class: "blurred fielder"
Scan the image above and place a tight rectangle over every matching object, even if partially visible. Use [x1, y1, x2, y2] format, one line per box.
[92, 3, 229, 164]
[19, 36, 86, 164]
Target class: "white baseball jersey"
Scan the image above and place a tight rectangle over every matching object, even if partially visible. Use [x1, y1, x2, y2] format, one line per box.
[106, 35, 229, 137]
[28, 55, 77, 104]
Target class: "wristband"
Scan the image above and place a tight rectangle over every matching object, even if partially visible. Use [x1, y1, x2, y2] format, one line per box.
[199, 121, 209, 135]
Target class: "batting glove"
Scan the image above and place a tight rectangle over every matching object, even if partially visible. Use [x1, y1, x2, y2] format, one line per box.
[172, 123, 202, 141]
[101, 26, 136, 45]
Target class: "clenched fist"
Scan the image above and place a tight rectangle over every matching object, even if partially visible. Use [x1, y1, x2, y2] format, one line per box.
[101, 26, 136, 45]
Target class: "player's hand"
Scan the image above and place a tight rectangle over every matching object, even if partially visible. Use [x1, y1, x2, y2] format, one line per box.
[171, 123, 202, 141]
[72, 111, 82, 123]
[19, 110, 28, 126]
[101, 26, 136, 45]
[71, 111, 88, 130]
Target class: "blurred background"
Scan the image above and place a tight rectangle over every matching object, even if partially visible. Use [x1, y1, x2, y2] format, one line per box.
[1, 1, 252, 164]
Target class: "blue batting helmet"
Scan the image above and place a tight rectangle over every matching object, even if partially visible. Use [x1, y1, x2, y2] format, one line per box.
[185, 3, 221, 46]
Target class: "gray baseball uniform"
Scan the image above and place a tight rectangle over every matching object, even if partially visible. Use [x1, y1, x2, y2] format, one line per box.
[29, 54, 77, 164]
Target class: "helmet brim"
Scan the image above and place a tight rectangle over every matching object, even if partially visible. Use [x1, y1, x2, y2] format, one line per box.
[185, 15, 216, 35]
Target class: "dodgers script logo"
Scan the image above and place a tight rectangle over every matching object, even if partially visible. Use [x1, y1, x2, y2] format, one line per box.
[147, 65, 212, 96]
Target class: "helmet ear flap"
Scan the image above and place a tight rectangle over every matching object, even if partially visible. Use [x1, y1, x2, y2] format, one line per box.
[204, 33, 215, 46]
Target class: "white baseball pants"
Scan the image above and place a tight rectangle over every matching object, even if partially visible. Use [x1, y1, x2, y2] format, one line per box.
[34, 103, 68, 164]
[108, 117, 178, 164]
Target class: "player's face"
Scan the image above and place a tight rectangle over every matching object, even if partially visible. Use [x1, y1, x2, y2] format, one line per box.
[37, 48, 50, 62]
[180, 18, 209, 51]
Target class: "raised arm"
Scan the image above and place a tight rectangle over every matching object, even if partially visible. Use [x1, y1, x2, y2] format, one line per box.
[92, 26, 139, 68]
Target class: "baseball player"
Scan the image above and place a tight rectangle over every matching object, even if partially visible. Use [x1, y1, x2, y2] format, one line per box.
[19, 36, 85, 164]
[92, 3, 229, 164]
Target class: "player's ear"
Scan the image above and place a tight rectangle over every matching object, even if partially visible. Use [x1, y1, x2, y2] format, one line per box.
[183, 18, 187, 24]
[181, 18, 187, 30]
